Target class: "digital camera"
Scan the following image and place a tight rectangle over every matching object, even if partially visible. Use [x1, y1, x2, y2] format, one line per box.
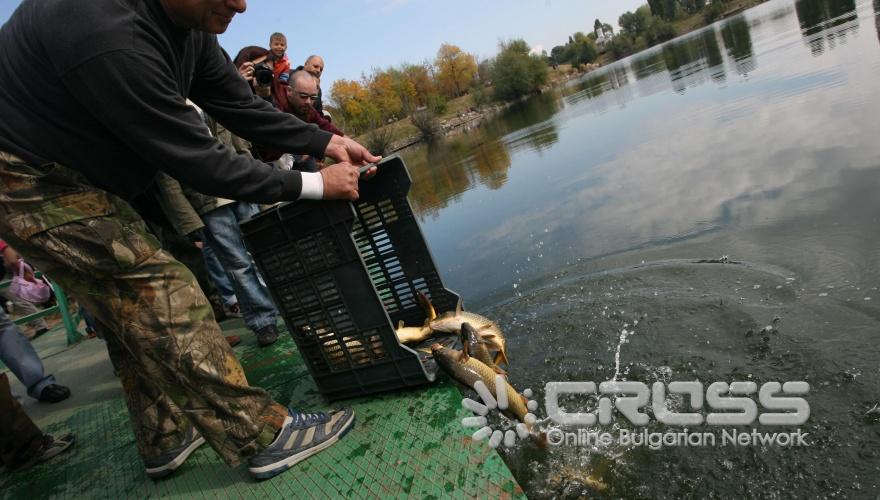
[253, 62, 274, 86]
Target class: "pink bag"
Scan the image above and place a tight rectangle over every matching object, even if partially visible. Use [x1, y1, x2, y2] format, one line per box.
[10, 260, 52, 304]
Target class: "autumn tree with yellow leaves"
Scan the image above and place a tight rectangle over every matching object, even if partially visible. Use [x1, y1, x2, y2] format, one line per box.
[329, 44, 481, 135]
[433, 43, 477, 98]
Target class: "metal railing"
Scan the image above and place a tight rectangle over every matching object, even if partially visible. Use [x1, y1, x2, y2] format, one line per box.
[0, 274, 82, 345]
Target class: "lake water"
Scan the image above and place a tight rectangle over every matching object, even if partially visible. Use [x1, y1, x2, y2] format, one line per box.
[400, 0, 880, 497]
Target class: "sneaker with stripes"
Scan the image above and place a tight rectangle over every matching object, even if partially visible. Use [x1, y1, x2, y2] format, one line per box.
[248, 407, 356, 480]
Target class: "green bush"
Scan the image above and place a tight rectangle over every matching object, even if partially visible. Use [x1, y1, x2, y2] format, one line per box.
[703, 2, 725, 23]
[410, 110, 439, 140]
[490, 39, 549, 102]
[364, 124, 394, 156]
[470, 85, 494, 107]
[425, 94, 448, 115]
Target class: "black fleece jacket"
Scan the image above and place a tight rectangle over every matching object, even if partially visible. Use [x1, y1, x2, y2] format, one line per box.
[0, 0, 332, 203]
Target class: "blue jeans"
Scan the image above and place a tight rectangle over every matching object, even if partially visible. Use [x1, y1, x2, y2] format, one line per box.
[0, 308, 56, 399]
[201, 202, 277, 333]
[202, 240, 237, 307]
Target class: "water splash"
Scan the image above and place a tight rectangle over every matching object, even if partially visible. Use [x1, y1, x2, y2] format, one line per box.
[611, 322, 635, 381]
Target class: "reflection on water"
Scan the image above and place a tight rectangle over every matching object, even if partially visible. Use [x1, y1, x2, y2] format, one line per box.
[721, 15, 757, 75]
[796, 0, 859, 55]
[876, 0, 880, 43]
[400, 0, 880, 496]
[402, 0, 878, 287]
[404, 93, 559, 218]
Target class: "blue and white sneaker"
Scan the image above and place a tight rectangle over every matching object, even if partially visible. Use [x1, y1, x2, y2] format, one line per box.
[248, 407, 356, 480]
[144, 427, 206, 479]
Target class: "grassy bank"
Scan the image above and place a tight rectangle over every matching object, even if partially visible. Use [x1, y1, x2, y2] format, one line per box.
[671, 0, 768, 33]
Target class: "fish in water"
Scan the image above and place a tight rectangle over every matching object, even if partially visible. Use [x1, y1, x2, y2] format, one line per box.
[460, 322, 506, 376]
[430, 300, 509, 367]
[547, 464, 609, 493]
[431, 343, 544, 448]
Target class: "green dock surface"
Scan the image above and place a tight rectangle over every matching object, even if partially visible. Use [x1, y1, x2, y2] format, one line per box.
[1, 320, 524, 499]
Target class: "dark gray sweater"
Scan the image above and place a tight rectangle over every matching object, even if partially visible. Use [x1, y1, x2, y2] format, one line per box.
[0, 0, 332, 203]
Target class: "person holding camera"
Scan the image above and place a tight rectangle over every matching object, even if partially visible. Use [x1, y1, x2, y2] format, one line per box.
[0, 0, 377, 481]
[234, 46, 276, 102]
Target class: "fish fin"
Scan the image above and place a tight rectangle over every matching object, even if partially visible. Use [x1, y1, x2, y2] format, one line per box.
[397, 320, 404, 330]
[455, 299, 463, 315]
[416, 290, 437, 321]
[461, 339, 470, 361]
[477, 323, 499, 335]
[492, 365, 507, 376]
[493, 350, 510, 368]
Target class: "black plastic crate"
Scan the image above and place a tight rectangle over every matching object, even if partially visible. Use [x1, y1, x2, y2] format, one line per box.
[240, 157, 460, 401]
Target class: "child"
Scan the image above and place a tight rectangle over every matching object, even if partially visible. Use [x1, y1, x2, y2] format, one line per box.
[268, 32, 291, 112]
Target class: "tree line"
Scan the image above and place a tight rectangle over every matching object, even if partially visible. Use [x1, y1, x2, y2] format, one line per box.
[548, 1, 742, 65]
[333, 1, 743, 135]
[330, 41, 548, 136]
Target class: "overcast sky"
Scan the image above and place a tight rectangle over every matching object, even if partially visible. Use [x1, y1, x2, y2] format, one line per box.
[0, 0, 646, 88]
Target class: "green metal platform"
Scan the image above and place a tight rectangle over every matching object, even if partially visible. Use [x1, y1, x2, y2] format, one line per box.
[0, 320, 524, 499]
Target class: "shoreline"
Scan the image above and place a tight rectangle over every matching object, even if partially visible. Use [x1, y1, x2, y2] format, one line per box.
[358, 0, 769, 154]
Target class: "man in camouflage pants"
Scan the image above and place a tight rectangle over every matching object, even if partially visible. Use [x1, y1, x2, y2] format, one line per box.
[0, 157, 287, 468]
[0, 0, 378, 481]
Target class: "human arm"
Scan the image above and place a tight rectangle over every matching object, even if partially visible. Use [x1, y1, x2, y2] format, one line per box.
[62, 49, 310, 203]
[190, 43, 332, 159]
[190, 39, 381, 168]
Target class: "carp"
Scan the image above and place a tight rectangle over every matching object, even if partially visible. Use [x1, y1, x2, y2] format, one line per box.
[430, 300, 509, 367]
[460, 322, 506, 376]
[431, 344, 531, 427]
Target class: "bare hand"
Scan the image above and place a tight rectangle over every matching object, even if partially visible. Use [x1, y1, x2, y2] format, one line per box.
[324, 135, 381, 166]
[238, 62, 255, 81]
[321, 162, 361, 200]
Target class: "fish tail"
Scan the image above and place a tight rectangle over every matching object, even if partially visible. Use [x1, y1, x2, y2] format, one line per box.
[416, 290, 437, 321]
[493, 349, 510, 368]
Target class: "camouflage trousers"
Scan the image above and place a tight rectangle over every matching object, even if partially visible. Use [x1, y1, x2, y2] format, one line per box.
[0, 152, 287, 467]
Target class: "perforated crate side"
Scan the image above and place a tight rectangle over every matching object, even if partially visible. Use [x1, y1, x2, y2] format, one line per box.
[241, 158, 459, 400]
[354, 158, 461, 329]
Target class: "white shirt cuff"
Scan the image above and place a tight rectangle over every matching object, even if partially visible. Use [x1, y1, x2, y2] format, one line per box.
[299, 171, 324, 200]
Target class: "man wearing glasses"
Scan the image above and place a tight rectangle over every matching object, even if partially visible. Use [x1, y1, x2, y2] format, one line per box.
[285, 70, 345, 172]
[287, 70, 344, 137]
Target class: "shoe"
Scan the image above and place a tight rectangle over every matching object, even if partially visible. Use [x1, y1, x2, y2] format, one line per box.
[10, 433, 76, 471]
[248, 407, 355, 480]
[226, 303, 243, 318]
[256, 324, 279, 347]
[38, 384, 71, 403]
[225, 335, 242, 347]
[144, 427, 206, 479]
[38, 433, 75, 462]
